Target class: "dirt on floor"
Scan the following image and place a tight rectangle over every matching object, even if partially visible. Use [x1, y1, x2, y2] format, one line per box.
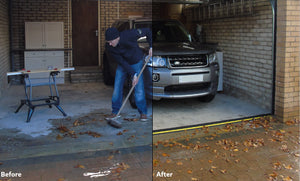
[153, 116, 300, 181]
[0, 109, 153, 181]
[0, 108, 152, 161]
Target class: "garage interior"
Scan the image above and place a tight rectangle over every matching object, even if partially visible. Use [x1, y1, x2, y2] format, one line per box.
[152, 0, 274, 130]
[2, 0, 275, 131]
[0, 1, 298, 180]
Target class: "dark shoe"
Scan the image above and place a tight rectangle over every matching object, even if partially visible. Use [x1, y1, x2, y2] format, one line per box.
[140, 114, 148, 122]
[105, 113, 119, 121]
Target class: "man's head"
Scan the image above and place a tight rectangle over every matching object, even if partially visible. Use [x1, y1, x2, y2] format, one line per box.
[105, 27, 120, 47]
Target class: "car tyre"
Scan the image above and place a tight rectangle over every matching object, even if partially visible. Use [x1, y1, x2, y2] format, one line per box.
[103, 54, 114, 86]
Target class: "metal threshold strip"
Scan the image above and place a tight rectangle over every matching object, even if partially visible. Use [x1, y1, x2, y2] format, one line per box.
[153, 114, 272, 135]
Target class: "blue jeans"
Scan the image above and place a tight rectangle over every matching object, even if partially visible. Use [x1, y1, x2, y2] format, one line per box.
[112, 60, 147, 115]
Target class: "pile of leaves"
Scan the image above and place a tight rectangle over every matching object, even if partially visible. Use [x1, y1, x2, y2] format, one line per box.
[153, 116, 300, 181]
[56, 121, 102, 140]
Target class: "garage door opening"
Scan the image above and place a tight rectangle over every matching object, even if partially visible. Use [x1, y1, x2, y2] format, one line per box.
[152, 0, 275, 131]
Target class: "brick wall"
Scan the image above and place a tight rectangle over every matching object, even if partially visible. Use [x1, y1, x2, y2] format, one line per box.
[0, 0, 10, 97]
[183, 0, 273, 110]
[275, 0, 300, 121]
[9, 0, 151, 82]
[10, 0, 71, 83]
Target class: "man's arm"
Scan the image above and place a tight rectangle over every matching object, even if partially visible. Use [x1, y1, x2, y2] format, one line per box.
[134, 28, 152, 49]
[132, 28, 152, 86]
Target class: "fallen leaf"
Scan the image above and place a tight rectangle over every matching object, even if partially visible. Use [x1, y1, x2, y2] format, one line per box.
[153, 159, 160, 167]
[285, 120, 296, 125]
[162, 153, 169, 157]
[208, 160, 213, 163]
[191, 178, 198, 181]
[176, 161, 183, 166]
[209, 169, 214, 173]
[279, 130, 286, 133]
[220, 169, 227, 174]
[166, 159, 172, 163]
[294, 153, 300, 157]
[243, 148, 249, 152]
[56, 134, 63, 140]
[57, 126, 69, 133]
[283, 164, 293, 170]
[118, 162, 130, 170]
[107, 155, 114, 160]
[230, 153, 236, 157]
[273, 162, 281, 169]
[0, 162, 2, 165]
[282, 176, 293, 181]
[74, 164, 85, 169]
[205, 137, 215, 140]
[87, 131, 102, 138]
[57, 179, 65, 181]
[211, 166, 217, 169]
[269, 171, 278, 179]
[117, 132, 123, 135]
[281, 145, 289, 152]
[73, 120, 79, 126]
[73, 120, 84, 126]
[233, 149, 239, 152]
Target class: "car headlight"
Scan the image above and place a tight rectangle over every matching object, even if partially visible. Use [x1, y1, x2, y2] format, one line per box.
[146, 56, 167, 67]
[208, 53, 217, 64]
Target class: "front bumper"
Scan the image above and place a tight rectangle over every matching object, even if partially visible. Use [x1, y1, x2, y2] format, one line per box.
[144, 64, 219, 100]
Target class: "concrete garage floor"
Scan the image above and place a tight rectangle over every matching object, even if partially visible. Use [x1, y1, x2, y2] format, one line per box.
[0, 82, 269, 158]
[0, 82, 151, 137]
[0, 82, 153, 160]
[0, 82, 270, 135]
[153, 93, 270, 131]
[0, 82, 154, 180]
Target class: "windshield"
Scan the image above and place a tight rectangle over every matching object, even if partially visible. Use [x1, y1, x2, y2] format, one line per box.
[134, 20, 192, 43]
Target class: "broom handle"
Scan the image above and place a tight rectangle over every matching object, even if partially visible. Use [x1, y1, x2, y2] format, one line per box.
[116, 56, 151, 117]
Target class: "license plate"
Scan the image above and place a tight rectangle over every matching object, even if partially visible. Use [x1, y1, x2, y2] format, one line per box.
[179, 74, 203, 83]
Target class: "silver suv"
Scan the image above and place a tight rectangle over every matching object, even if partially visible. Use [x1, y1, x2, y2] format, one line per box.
[103, 18, 219, 106]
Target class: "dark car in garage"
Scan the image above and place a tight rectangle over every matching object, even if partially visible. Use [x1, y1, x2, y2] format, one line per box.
[102, 18, 219, 106]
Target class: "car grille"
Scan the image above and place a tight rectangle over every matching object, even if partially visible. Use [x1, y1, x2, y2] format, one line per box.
[164, 83, 211, 93]
[168, 55, 208, 68]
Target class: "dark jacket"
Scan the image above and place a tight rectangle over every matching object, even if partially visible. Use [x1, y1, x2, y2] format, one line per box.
[106, 28, 152, 76]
